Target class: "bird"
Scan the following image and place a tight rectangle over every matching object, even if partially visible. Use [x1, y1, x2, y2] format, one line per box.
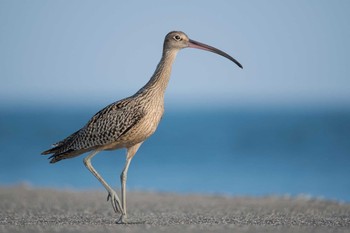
[41, 31, 242, 224]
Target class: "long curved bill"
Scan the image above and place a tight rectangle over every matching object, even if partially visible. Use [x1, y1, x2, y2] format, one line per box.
[188, 39, 243, 69]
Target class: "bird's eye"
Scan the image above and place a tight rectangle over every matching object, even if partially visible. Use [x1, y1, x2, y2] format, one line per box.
[173, 35, 182, 41]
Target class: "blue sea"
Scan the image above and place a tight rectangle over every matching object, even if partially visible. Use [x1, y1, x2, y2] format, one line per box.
[1, 106, 349, 202]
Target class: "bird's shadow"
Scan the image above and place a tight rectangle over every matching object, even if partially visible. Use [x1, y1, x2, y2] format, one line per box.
[116, 220, 146, 225]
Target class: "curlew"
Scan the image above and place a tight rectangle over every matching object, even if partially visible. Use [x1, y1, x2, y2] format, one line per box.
[42, 31, 242, 223]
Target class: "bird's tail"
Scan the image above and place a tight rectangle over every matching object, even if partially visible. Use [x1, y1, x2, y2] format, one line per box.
[41, 130, 83, 163]
[41, 146, 87, 163]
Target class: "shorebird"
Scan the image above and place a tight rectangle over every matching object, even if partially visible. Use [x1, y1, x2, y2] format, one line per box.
[42, 31, 242, 223]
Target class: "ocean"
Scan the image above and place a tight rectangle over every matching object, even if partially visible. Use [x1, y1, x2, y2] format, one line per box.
[1, 106, 349, 202]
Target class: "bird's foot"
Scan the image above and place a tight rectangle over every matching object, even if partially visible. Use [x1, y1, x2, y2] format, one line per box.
[106, 190, 123, 214]
[116, 214, 127, 224]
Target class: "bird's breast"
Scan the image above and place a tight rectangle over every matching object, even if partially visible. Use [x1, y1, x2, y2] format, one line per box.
[115, 102, 164, 148]
[137, 103, 164, 138]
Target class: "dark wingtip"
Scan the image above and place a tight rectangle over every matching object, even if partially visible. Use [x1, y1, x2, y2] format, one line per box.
[47, 149, 74, 164]
[41, 147, 59, 155]
[48, 154, 58, 163]
[41, 150, 52, 155]
[49, 159, 57, 164]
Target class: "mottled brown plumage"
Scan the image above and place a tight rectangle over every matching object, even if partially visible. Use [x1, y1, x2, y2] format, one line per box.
[41, 31, 242, 224]
[42, 97, 146, 162]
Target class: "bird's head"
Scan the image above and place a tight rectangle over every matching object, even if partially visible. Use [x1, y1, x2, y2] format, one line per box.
[163, 31, 243, 69]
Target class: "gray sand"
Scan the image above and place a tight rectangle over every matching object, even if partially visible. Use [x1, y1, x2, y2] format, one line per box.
[0, 186, 349, 233]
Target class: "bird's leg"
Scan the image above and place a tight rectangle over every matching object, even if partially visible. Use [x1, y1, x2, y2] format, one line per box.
[83, 150, 123, 214]
[118, 157, 132, 223]
[117, 143, 142, 224]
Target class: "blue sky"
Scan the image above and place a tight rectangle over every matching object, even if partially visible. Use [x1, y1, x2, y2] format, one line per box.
[1, 1, 349, 109]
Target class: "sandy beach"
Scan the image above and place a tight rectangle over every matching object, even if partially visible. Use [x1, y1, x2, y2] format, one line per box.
[0, 185, 349, 233]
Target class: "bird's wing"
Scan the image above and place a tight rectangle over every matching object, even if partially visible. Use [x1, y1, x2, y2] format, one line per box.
[78, 98, 144, 148]
[43, 98, 144, 156]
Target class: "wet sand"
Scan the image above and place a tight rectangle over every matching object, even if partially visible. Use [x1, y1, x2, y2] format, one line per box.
[0, 185, 349, 233]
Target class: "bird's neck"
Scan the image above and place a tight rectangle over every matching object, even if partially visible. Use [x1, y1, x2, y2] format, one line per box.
[137, 49, 178, 97]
